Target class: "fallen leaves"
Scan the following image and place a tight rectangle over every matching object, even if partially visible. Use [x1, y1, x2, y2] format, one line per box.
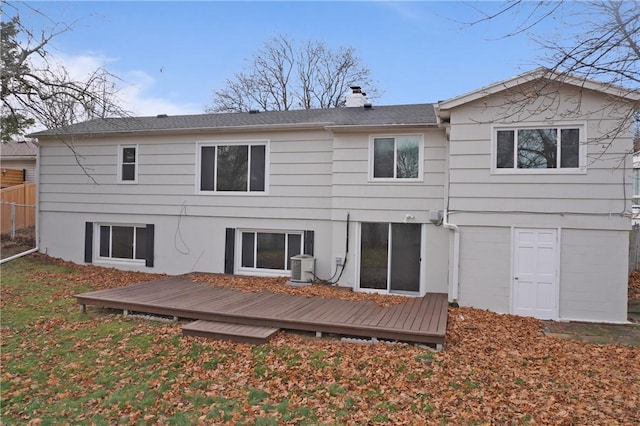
[629, 270, 640, 301]
[2, 254, 639, 425]
[190, 273, 409, 306]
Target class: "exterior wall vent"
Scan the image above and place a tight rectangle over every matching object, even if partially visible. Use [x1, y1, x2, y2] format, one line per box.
[290, 254, 315, 283]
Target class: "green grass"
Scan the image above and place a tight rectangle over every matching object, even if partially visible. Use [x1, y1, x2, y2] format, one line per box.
[0, 257, 339, 425]
[4, 255, 636, 424]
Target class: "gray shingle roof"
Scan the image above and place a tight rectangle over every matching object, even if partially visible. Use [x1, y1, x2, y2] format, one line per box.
[29, 104, 438, 137]
[0, 140, 38, 157]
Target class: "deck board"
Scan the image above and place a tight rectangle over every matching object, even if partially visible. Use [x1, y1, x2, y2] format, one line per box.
[182, 320, 279, 344]
[76, 276, 448, 345]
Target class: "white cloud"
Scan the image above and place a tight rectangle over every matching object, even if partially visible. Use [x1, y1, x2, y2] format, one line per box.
[54, 52, 202, 117]
[379, 1, 424, 23]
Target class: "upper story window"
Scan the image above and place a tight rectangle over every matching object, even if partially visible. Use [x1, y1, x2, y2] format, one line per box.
[494, 126, 585, 173]
[369, 135, 423, 181]
[118, 145, 138, 183]
[198, 141, 268, 193]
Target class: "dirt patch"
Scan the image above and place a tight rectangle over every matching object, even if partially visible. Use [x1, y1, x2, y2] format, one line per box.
[542, 320, 640, 346]
[1, 227, 36, 259]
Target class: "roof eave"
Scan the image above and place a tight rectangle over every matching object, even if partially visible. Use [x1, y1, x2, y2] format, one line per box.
[32, 121, 336, 139]
[0, 155, 37, 161]
[325, 123, 439, 133]
[438, 68, 640, 112]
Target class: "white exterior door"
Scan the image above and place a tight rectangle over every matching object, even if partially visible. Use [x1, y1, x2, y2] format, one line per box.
[512, 228, 558, 320]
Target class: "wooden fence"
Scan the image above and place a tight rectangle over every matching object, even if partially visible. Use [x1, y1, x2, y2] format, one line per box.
[0, 183, 36, 235]
[0, 168, 26, 188]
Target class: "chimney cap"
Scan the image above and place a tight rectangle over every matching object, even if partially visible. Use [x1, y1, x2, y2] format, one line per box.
[156, 114, 168, 118]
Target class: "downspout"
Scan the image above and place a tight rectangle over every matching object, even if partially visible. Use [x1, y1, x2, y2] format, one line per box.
[1, 141, 40, 265]
[439, 114, 460, 302]
[442, 210, 459, 302]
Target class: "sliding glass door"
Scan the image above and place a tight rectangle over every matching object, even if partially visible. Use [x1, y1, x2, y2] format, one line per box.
[359, 223, 421, 293]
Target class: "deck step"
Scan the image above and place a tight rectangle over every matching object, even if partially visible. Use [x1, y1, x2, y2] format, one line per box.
[182, 320, 279, 344]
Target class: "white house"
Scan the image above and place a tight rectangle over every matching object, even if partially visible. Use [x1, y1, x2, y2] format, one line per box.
[30, 69, 639, 323]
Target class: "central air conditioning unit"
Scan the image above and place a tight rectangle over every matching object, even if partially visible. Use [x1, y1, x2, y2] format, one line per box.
[290, 254, 315, 283]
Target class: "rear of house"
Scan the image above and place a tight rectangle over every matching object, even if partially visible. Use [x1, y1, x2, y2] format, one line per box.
[439, 71, 635, 323]
[31, 70, 638, 323]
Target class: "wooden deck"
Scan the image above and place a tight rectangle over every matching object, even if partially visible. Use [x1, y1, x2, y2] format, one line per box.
[76, 276, 448, 345]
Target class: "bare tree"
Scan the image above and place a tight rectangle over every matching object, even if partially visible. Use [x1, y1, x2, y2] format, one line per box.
[460, 0, 639, 168]
[464, 1, 639, 124]
[207, 34, 378, 113]
[1, 2, 128, 141]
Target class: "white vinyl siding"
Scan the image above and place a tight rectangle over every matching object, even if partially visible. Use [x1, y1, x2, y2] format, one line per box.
[38, 132, 333, 220]
[332, 130, 445, 222]
[446, 85, 632, 229]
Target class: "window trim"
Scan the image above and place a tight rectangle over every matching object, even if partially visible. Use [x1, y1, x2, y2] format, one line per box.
[94, 223, 148, 265]
[117, 144, 138, 183]
[633, 167, 640, 207]
[235, 228, 304, 276]
[491, 123, 587, 175]
[196, 140, 270, 195]
[368, 134, 424, 182]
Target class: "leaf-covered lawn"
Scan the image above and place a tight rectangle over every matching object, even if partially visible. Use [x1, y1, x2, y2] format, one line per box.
[2, 255, 639, 425]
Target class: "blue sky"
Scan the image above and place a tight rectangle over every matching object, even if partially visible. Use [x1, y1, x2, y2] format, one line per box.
[11, 1, 575, 116]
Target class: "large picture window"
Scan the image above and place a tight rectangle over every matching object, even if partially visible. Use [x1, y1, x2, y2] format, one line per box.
[495, 126, 584, 172]
[240, 231, 302, 271]
[199, 142, 267, 192]
[370, 135, 423, 181]
[99, 225, 147, 261]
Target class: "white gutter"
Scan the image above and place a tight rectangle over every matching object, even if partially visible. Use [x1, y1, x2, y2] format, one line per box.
[1, 146, 40, 265]
[442, 210, 460, 302]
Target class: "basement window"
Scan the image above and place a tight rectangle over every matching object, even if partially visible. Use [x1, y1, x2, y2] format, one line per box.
[99, 224, 147, 262]
[239, 230, 303, 273]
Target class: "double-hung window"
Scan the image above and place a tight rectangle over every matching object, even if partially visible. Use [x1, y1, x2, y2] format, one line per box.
[118, 145, 138, 183]
[369, 135, 423, 181]
[199, 141, 267, 193]
[240, 230, 303, 272]
[494, 126, 585, 173]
